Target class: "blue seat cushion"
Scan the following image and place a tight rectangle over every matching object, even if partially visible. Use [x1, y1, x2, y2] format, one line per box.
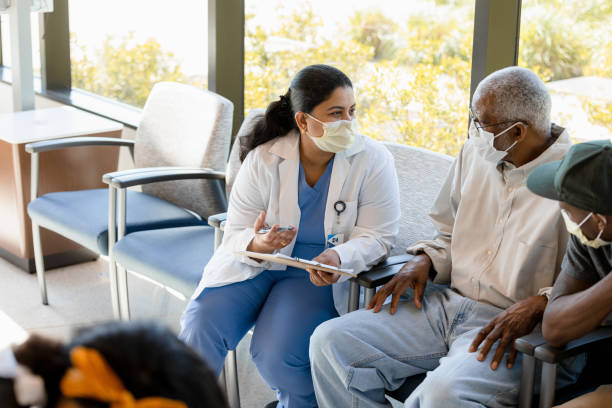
[113, 225, 215, 298]
[28, 189, 206, 255]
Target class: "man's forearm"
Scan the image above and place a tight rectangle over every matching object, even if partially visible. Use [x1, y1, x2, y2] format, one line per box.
[543, 273, 612, 347]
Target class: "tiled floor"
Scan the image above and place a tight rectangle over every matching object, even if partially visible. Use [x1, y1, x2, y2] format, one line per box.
[0, 255, 405, 408]
[0, 255, 275, 407]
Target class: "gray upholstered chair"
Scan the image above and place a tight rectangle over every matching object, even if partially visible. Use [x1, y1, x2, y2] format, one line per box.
[347, 142, 453, 310]
[107, 109, 264, 408]
[26, 82, 233, 319]
[343, 142, 453, 403]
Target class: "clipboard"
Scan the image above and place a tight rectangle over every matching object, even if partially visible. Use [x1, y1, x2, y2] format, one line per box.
[235, 251, 357, 278]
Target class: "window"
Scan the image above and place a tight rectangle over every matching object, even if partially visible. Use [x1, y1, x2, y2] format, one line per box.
[0, 13, 42, 75]
[68, 0, 208, 108]
[245, 0, 475, 156]
[519, 0, 612, 142]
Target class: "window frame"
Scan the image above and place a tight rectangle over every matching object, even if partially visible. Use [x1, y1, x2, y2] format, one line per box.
[0, 0, 521, 132]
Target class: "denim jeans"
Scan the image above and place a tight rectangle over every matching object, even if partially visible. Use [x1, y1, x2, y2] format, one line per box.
[180, 268, 338, 408]
[310, 288, 584, 408]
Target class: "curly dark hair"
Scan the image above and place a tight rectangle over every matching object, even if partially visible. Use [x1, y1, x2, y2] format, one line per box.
[2, 321, 227, 408]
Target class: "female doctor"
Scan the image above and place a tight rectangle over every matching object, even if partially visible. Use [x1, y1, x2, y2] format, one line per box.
[179, 64, 400, 408]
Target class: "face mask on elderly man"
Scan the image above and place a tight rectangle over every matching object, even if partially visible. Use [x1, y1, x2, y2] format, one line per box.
[469, 119, 525, 163]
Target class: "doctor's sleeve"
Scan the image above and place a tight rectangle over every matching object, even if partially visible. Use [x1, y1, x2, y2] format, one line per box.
[406, 146, 464, 284]
[331, 149, 401, 279]
[222, 151, 269, 267]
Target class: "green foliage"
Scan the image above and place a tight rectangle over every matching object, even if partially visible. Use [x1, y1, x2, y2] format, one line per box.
[244, 4, 374, 131]
[349, 10, 399, 61]
[71, 33, 205, 108]
[584, 101, 612, 133]
[519, 5, 590, 81]
[70, 0, 610, 155]
[519, 0, 611, 134]
[245, 2, 474, 156]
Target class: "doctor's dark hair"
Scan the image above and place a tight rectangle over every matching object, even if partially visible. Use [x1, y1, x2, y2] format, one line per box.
[240, 64, 353, 161]
[7, 321, 227, 408]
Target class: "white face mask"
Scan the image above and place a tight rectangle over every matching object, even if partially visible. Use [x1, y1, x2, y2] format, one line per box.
[469, 119, 523, 163]
[306, 113, 358, 153]
[561, 210, 610, 249]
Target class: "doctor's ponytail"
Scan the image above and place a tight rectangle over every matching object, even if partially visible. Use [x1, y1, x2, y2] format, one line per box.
[240, 64, 352, 161]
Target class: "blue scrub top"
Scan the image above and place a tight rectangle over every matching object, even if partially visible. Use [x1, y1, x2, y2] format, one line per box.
[290, 157, 334, 261]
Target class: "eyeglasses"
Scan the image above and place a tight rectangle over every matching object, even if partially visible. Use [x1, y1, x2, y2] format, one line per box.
[469, 107, 518, 130]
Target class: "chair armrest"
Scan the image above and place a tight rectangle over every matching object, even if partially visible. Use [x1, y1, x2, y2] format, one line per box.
[104, 167, 226, 188]
[25, 137, 134, 153]
[101, 167, 192, 184]
[534, 327, 612, 364]
[351, 254, 414, 289]
[515, 325, 547, 357]
[208, 212, 227, 229]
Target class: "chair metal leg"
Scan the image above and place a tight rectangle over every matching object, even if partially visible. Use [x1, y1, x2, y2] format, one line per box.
[218, 365, 227, 393]
[30, 152, 48, 305]
[539, 362, 557, 408]
[107, 186, 121, 319]
[117, 266, 131, 320]
[364, 287, 376, 307]
[519, 354, 535, 408]
[116, 188, 130, 320]
[348, 281, 360, 312]
[225, 349, 241, 408]
[31, 222, 48, 305]
[214, 227, 223, 251]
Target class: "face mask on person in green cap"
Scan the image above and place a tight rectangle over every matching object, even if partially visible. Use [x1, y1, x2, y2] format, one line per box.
[561, 210, 610, 249]
[526, 139, 612, 249]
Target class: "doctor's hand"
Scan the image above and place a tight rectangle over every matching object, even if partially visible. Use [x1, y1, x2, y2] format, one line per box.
[247, 211, 297, 254]
[308, 250, 341, 286]
[469, 294, 547, 370]
[367, 254, 432, 314]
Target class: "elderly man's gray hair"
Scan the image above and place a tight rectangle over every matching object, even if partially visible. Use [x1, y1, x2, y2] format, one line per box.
[472, 66, 551, 136]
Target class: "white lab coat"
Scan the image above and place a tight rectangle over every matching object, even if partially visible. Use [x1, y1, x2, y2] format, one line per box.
[193, 130, 401, 315]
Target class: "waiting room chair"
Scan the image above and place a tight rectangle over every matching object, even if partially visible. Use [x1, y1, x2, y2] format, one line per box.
[106, 109, 264, 408]
[344, 143, 453, 402]
[347, 143, 453, 311]
[26, 82, 233, 319]
[515, 326, 612, 408]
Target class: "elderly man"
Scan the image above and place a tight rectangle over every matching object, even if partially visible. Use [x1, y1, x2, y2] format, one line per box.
[309, 66, 584, 408]
[526, 140, 612, 407]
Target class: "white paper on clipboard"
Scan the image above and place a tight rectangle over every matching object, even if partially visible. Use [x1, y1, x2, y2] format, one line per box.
[234, 251, 357, 278]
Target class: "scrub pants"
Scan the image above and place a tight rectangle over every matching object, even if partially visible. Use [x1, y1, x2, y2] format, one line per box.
[181, 158, 337, 407]
[180, 268, 338, 408]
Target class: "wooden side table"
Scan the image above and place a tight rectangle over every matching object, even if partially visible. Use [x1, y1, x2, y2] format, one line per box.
[0, 106, 124, 272]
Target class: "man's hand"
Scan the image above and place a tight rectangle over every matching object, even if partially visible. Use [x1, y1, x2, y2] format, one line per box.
[469, 295, 547, 370]
[308, 250, 341, 286]
[366, 254, 432, 314]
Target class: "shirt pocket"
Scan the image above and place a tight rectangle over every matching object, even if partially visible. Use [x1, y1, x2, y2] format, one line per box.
[512, 237, 558, 299]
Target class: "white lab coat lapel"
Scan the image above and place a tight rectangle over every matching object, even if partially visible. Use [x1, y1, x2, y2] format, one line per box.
[324, 134, 365, 236]
[270, 131, 301, 240]
[324, 153, 350, 236]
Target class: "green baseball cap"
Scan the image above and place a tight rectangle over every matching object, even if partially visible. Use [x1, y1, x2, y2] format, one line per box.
[527, 139, 612, 215]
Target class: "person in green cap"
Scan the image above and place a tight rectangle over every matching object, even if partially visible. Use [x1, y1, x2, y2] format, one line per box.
[526, 139, 612, 407]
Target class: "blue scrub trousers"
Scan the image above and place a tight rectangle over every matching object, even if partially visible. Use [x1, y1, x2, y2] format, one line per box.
[180, 159, 337, 408]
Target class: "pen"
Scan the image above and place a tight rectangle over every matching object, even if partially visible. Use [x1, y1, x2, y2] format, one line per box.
[256, 226, 295, 234]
